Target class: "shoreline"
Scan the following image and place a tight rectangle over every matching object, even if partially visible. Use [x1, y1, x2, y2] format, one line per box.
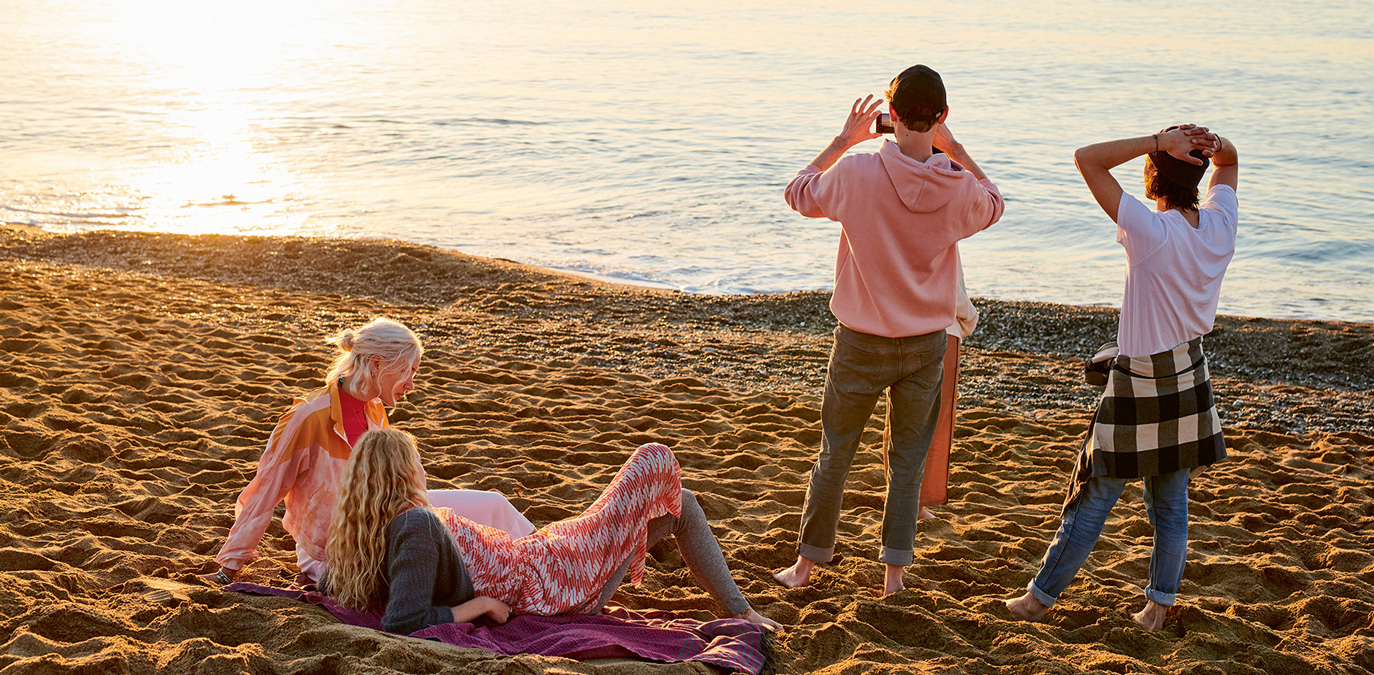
[4, 226, 1370, 434]
[13, 224, 1370, 326]
[1, 226, 1371, 674]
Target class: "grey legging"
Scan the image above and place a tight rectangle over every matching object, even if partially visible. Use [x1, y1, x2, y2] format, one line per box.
[587, 488, 750, 616]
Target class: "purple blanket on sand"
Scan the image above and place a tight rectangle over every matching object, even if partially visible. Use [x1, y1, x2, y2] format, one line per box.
[226, 583, 772, 674]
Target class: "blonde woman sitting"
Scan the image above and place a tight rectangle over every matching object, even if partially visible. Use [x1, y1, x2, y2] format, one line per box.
[324, 429, 781, 634]
[201, 318, 534, 585]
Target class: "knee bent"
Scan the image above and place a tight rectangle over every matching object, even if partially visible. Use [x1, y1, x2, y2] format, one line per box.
[680, 488, 705, 516]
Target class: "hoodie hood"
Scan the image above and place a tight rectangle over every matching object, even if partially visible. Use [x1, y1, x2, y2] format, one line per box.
[877, 139, 972, 213]
[782, 139, 1006, 338]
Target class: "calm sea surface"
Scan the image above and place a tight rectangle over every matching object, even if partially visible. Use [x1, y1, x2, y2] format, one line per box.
[3, 0, 1371, 321]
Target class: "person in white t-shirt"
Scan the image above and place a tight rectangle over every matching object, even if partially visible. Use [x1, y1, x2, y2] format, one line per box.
[1005, 124, 1238, 631]
[1108, 126, 1239, 357]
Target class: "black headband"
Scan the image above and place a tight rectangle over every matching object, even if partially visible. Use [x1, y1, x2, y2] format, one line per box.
[1148, 126, 1209, 189]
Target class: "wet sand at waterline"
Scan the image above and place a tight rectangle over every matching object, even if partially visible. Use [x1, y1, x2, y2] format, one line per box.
[1, 225, 1371, 674]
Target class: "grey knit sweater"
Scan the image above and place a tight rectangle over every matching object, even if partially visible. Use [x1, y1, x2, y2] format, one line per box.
[378, 507, 476, 634]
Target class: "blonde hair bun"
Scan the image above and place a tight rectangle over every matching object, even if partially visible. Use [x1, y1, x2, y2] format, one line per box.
[324, 318, 423, 392]
[335, 329, 357, 352]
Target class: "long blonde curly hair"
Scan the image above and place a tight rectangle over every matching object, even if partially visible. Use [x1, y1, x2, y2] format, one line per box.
[326, 428, 430, 611]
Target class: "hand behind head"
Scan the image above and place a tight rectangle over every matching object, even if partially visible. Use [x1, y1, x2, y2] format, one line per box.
[1160, 126, 1213, 166]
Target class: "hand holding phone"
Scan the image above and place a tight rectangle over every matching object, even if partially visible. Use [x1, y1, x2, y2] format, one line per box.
[874, 112, 895, 135]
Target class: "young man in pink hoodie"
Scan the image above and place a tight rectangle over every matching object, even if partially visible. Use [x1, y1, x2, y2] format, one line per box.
[774, 65, 1004, 597]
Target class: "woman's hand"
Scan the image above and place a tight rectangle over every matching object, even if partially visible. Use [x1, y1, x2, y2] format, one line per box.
[835, 95, 884, 149]
[482, 597, 512, 625]
[453, 596, 512, 625]
[1158, 125, 1217, 165]
[1175, 123, 1223, 158]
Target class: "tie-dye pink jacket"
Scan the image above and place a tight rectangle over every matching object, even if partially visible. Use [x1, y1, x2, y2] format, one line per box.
[215, 381, 387, 570]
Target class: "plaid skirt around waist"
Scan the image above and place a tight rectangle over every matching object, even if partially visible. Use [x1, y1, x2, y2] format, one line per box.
[1065, 336, 1226, 511]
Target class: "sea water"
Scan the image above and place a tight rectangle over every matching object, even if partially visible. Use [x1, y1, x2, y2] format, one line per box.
[2, 0, 1371, 320]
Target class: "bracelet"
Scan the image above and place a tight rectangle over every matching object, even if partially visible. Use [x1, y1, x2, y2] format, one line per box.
[1153, 134, 1159, 152]
[215, 568, 234, 585]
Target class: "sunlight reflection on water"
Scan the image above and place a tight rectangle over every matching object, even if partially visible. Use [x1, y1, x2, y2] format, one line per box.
[1, 0, 1371, 320]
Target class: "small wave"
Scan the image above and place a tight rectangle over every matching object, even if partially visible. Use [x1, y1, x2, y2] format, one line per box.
[432, 117, 544, 127]
[531, 262, 679, 291]
[0, 205, 133, 222]
[187, 195, 260, 208]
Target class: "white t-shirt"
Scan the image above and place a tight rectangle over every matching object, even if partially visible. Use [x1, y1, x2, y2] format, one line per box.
[1115, 184, 1238, 357]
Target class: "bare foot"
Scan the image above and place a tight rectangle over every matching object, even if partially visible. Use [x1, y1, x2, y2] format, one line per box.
[1005, 592, 1050, 621]
[1131, 600, 1168, 631]
[918, 506, 936, 521]
[734, 607, 783, 632]
[773, 557, 815, 588]
[879, 564, 905, 597]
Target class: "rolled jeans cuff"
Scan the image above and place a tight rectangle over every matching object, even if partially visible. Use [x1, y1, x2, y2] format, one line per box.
[798, 542, 833, 564]
[880, 547, 914, 567]
[1027, 579, 1057, 608]
[1144, 586, 1177, 607]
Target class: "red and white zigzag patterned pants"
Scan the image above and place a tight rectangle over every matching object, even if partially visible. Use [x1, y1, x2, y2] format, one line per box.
[436, 443, 683, 615]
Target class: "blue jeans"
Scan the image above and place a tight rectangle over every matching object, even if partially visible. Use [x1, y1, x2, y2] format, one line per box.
[1028, 468, 1190, 607]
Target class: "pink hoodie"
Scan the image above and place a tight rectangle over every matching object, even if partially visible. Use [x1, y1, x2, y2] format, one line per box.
[786, 140, 1004, 337]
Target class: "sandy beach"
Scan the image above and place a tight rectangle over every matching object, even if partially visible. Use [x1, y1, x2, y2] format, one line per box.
[1, 225, 1371, 674]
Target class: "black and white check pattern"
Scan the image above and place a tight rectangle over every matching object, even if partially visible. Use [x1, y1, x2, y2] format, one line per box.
[1065, 337, 1226, 510]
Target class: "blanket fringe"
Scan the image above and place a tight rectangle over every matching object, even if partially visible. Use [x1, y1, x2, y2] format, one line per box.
[753, 630, 777, 675]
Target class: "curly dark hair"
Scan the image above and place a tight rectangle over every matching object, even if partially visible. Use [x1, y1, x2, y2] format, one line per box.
[1144, 156, 1201, 211]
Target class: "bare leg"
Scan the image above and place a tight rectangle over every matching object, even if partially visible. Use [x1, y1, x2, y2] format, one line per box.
[1132, 600, 1168, 631]
[773, 556, 816, 589]
[918, 506, 936, 521]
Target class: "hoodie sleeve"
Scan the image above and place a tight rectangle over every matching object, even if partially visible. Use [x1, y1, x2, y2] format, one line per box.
[960, 177, 1005, 236]
[381, 510, 458, 634]
[784, 164, 842, 220]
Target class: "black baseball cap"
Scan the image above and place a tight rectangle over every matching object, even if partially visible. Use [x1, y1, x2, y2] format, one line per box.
[885, 65, 947, 123]
[1148, 125, 1210, 188]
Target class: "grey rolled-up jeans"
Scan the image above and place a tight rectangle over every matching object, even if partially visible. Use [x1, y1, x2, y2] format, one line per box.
[587, 488, 750, 617]
[798, 324, 946, 567]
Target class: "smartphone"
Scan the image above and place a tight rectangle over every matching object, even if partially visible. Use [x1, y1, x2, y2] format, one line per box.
[875, 112, 895, 134]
